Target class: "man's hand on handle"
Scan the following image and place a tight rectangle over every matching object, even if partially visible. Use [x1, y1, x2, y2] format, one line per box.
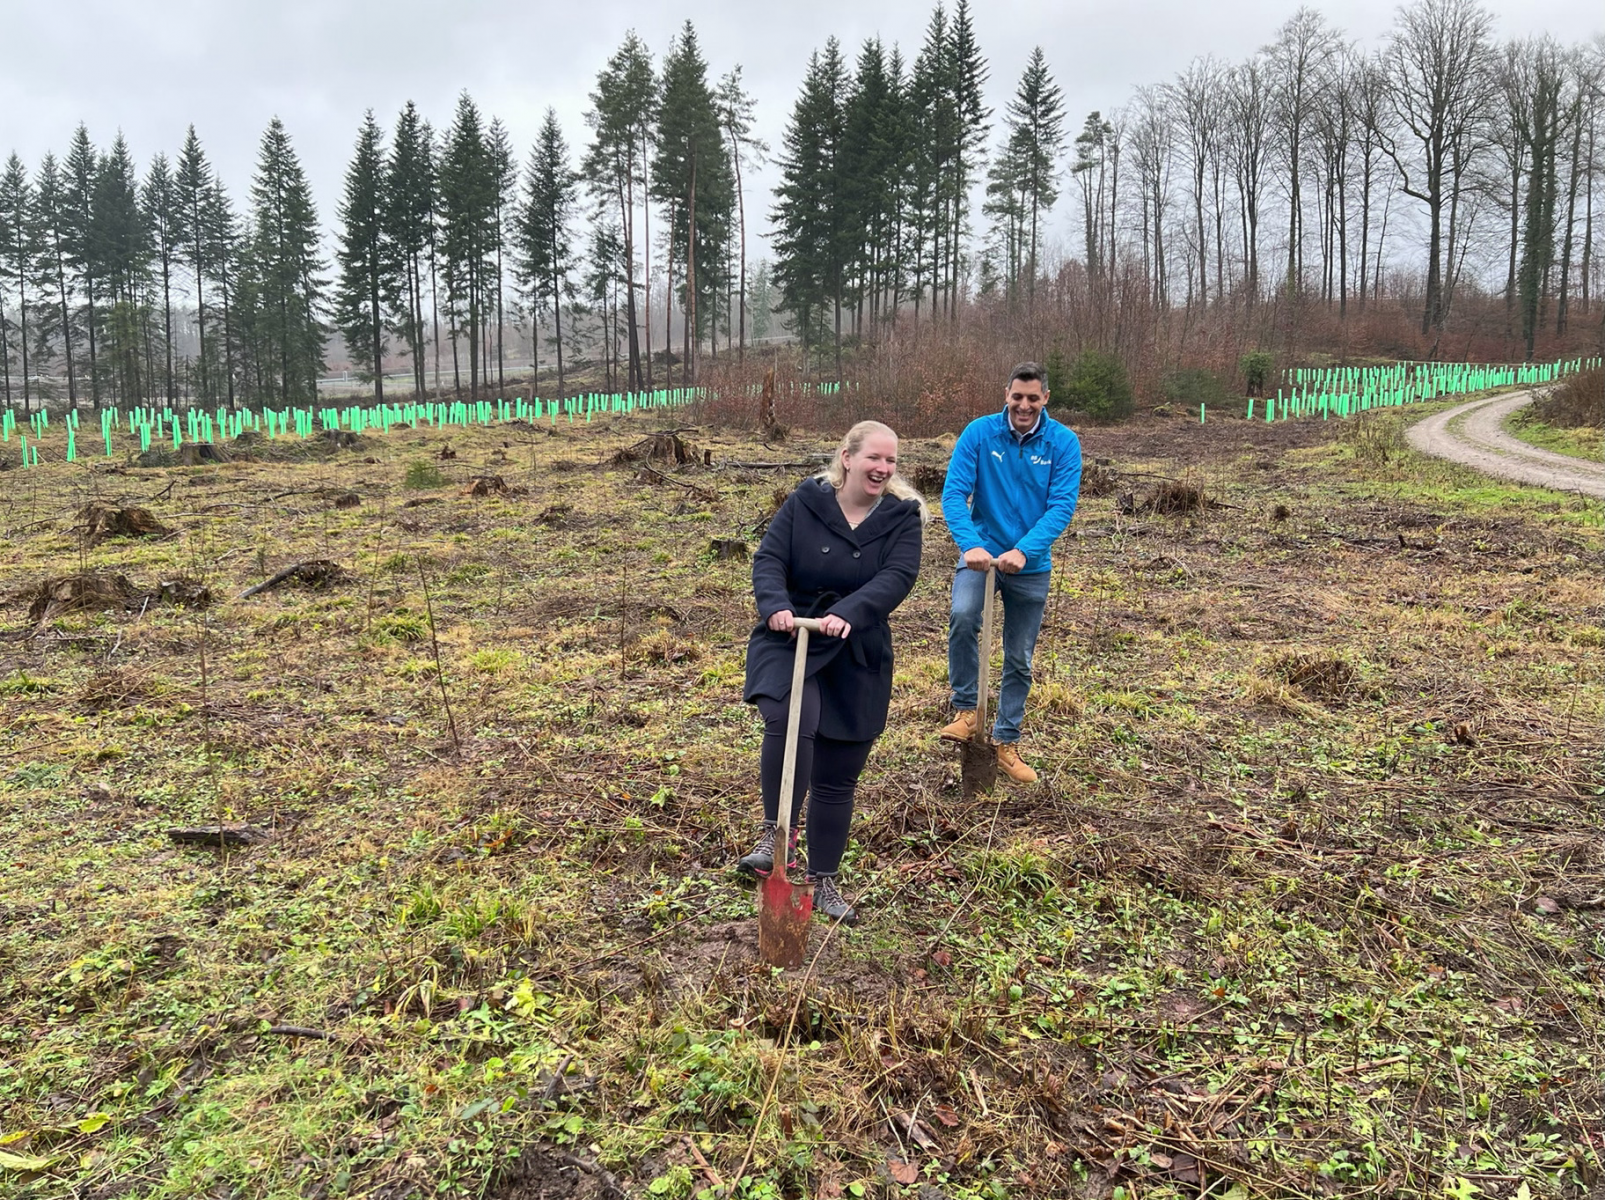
[963, 547, 1026, 574]
[768, 609, 851, 639]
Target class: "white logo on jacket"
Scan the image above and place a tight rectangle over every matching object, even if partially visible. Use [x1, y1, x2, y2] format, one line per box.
[990, 449, 1004, 461]
[1030, 455, 1052, 466]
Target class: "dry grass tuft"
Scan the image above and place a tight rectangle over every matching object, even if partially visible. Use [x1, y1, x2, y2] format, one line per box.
[1269, 651, 1364, 701]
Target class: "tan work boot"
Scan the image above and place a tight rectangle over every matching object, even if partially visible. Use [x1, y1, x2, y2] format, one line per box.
[940, 710, 979, 742]
[995, 742, 1038, 784]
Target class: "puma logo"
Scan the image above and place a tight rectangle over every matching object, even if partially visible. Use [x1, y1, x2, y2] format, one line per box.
[991, 449, 1004, 461]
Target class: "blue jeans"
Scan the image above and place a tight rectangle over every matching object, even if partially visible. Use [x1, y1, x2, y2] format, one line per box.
[948, 565, 1051, 743]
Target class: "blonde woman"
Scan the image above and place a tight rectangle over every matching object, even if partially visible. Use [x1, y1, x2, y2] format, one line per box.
[737, 420, 927, 924]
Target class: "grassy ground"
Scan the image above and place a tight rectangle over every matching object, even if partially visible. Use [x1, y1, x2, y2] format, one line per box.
[1504, 409, 1602, 462]
[1, 402, 1601, 1200]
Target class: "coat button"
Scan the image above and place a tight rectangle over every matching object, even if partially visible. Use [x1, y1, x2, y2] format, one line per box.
[821, 545, 830, 553]
[852, 551, 861, 558]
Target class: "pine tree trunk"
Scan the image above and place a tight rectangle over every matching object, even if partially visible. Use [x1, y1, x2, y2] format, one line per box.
[14, 226, 30, 409]
[371, 247, 384, 405]
[552, 220, 566, 400]
[429, 232, 443, 397]
[641, 132, 653, 392]
[53, 230, 76, 405]
[735, 136, 746, 360]
[617, 176, 642, 392]
[685, 156, 696, 386]
[664, 203, 675, 389]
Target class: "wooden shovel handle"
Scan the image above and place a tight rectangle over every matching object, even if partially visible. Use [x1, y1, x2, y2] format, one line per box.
[792, 617, 824, 633]
[773, 622, 811, 874]
[975, 564, 996, 742]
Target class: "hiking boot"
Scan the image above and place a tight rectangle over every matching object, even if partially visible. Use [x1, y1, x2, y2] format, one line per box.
[736, 823, 801, 879]
[996, 742, 1038, 784]
[809, 873, 858, 925]
[940, 710, 979, 742]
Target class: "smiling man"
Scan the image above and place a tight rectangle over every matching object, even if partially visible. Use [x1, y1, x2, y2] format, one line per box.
[939, 362, 1083, 784]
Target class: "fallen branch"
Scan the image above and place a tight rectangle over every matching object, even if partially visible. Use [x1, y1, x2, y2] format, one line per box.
[236, 559, 351, 599]
[718, 460, 818, 470]
[639, 464, 717, 502]
[557, 1153, 625, 1198]
[263, 1024, 336, 1041]
[168, 824, 269, 849]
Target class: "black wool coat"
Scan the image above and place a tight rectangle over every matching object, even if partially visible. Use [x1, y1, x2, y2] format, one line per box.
[744, 477, 923, 742]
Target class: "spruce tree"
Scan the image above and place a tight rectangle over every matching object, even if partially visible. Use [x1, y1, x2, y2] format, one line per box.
[247, 117, 326, 402]
[653, 21, 733, 383]
[585, 219, 627, 390]
[205, 179, 242, 405]
[0, 154, 37, 410]
[488, 118, 516, 396]
[33, 154, 76, 403]
[334, 111, 392, 400]
[174, 128, 215, 401]
[141, 153, 179, 403]
[63, 125, 102, 405]
[94, 134, 150, 405]
[991, 47, 1065, 302]
[517, 108, 580, 399]
[583, 32, 656, 390]
[841, 39, 907, 334]
[946, 0, 991, 311]
[772, 39, 849, 374]
[384, 102, 435, 397]
[439, 93, 496, 399]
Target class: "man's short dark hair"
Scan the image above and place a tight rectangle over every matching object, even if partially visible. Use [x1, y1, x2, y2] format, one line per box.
[1009, 362, 1047, 389]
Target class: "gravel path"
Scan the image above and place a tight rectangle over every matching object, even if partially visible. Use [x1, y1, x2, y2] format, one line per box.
[1406, 389, 1604, 499]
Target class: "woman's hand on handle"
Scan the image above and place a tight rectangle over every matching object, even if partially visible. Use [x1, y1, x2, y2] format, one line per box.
[819, 614, 852, 639]
[767, 609, 795, 634]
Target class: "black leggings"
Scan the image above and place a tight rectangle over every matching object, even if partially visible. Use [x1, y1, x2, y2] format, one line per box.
[756, 678, 874, 877]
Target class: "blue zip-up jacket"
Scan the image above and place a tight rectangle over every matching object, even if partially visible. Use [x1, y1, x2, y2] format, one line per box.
[941, 409, 1082, 574]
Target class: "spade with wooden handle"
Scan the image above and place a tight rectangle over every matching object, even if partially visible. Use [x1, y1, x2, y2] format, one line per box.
[960, 565, 998, 797]
[757, 616, 824, 968]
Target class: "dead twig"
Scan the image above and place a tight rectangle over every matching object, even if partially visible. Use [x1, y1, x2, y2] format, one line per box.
[416, 555, 462, 755]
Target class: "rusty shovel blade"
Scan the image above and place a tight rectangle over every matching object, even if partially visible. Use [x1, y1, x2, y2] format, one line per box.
[960, 736, 997, 798]
[757, 868, 813, 969]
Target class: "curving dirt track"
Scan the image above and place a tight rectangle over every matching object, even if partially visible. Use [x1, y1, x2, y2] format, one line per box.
[1407, 388, 1605, 498]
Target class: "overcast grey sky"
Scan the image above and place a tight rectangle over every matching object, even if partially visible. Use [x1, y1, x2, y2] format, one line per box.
[1, 0, 1599, 258]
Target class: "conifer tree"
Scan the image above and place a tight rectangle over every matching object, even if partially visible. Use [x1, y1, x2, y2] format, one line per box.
[141, 153, 179, 403]
[583, 32, 656, 390]
[63, 125, 102, 404]
[33, 154, 76, 403]
[0, 154, 37, 410]
[488, 118, 516, 395]
[772, 39, 849, 375]
[206, 179, 242, 404]
[517, 108, 579, 399]
[384, 102, 435, 397]
[246, 117, 326, 402]
[174, 127, 216, 401]
[653, 21, 733, 383]
[439, 93, 496, 399]
[334, 111, 392, 401]
[94, 134, 150, 405]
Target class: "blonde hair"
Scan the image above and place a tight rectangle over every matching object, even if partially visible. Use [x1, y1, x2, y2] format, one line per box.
[817, 419, 930, 524]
